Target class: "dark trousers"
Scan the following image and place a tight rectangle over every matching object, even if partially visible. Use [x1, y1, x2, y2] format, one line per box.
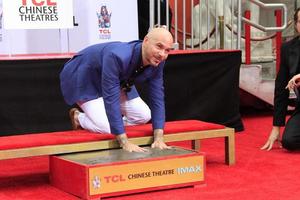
[282, 109, 300, 150]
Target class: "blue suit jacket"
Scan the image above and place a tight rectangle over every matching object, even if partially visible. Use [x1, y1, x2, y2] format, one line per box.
[60, 40, 165, 134]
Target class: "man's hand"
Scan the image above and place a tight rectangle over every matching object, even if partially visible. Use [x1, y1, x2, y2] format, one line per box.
[261, 126, 282, 151]
[116, 133, 148, 152]
[151, 129, 171, 150]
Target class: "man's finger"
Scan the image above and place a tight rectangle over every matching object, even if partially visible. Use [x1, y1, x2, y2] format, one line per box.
[156, 145, 169, 149]
[134, 146, 148, 152]
[266, 141, 274, 151]
[261, 141, 270, 150]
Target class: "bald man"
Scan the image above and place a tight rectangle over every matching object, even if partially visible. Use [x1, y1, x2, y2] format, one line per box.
[60, 27, 174, 152]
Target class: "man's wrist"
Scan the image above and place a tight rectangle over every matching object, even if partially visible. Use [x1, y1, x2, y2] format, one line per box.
[116, 133, 129, 147]
[153, 129, 164, 142]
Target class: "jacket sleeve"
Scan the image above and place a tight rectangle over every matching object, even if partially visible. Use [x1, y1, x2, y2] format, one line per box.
[146, 63, 166, 130]
[101, 52, 125, 135]
[273, 43, 290, 126]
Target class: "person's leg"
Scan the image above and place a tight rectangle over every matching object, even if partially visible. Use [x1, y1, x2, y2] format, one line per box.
[74, 93, 150, 132]
[121, 94, 151, 126]
[77, 98, 111, 133]
[282, 111, 300, 150]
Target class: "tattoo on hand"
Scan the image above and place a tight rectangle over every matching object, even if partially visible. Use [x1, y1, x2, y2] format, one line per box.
[154, 129, 164, 142]
[117, 134, 128, 147]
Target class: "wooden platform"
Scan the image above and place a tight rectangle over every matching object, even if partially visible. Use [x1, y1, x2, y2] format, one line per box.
[0, 120, 235, 165]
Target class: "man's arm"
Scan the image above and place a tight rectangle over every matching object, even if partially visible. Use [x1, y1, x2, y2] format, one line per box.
[151, 129, 171, 149]
[101, 53, 126, 134]
[146, 64, 170, 150]
[147, 64, 165, 132]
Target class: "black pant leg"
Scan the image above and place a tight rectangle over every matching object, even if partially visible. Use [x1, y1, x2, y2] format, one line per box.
[282, 110, 300, 150]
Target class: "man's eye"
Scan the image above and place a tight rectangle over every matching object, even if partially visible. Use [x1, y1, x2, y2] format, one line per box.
[157, 44, 163, 49]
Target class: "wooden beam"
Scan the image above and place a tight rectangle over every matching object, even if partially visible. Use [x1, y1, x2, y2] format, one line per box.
[0, 128, 235, 165]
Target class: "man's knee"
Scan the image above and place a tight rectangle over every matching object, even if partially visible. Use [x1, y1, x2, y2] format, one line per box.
[139, 106, 151, 123]
[93, 120, 111, 133]
[125, 108, 151, 125]
[132, 111, 151, 124]
[140, 109, 151, 123]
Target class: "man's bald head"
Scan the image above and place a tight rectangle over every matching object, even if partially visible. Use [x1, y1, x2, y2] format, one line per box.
[145, 27, 173, 44]
[141, 27, 174, 66]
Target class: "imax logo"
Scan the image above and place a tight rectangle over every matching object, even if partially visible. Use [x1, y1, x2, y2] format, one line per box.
[177, 165, 202, 174]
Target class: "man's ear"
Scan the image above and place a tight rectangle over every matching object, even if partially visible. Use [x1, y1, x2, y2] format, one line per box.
[143, 35, 149, 42]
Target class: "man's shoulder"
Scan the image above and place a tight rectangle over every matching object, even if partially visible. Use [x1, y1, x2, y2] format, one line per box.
[110, 40, 142, 52]
[107, 40, 142, 59]
[82, 40, 142, 53]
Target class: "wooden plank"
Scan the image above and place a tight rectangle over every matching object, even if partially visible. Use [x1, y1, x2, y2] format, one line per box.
[0, 128, 235, 165]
